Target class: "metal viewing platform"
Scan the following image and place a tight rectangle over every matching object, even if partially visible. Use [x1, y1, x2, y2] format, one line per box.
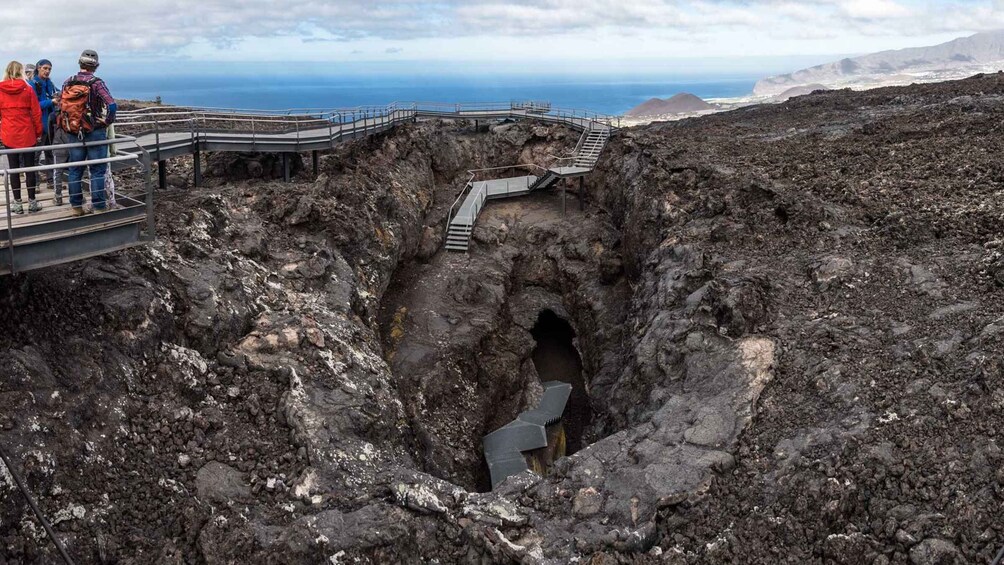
[0, 136, 154, 275]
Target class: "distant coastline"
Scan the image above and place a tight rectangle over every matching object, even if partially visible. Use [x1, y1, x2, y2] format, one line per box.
[107, 72, 762, 118]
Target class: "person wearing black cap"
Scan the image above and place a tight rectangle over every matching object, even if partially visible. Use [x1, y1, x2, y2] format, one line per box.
[29, 59, 61, 204]
[61, 49, 116, 215]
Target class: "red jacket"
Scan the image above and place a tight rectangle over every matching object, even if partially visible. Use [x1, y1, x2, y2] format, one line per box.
[0, 79, 42, 149]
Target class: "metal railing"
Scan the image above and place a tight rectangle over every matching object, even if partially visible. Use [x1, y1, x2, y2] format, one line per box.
[446, 163, 551, 232]
[116, 101, 622, 148]
[0, 135, 154, 275]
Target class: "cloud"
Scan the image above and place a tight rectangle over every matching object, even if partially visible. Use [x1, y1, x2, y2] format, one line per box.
[0, 0, 997, 56]
[385, 47, 404, 54]
[0, 1, 443, 53]
[839, 0, 912, 20]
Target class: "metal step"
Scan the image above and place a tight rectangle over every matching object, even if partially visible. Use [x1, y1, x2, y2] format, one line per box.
[530, 173, 560, 191]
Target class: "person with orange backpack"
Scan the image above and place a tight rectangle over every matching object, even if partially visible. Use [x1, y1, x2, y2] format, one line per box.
[59, 49, 117, 215]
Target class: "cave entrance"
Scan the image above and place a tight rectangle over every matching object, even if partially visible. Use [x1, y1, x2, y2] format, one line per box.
[530, 310, 591, 454]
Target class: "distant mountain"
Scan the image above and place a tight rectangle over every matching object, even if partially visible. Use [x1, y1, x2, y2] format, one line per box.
[776, 84, 830, 101]
[626, 93, 715, 117]
[755, 31, 1004, 96]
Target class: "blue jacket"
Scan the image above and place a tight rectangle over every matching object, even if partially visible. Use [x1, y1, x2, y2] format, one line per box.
[28, 76, 56, 135]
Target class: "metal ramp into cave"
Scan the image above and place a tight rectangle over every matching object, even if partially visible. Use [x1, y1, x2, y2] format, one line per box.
[444, 122, 612, 252]
[482, 381, 572, 489]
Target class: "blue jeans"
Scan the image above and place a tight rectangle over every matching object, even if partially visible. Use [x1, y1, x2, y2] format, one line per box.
[68, 129, 108, 209]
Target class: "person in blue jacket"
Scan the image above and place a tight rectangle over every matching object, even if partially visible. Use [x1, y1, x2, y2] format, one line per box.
[29, 59, 62, 204]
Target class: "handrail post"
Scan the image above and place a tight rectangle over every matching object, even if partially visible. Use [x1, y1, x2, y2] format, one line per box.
[446, 200, 453, 234]
[328, 112, 335, 149]
[4, 172, 14, 274]
[154, 115, 161, 163]
[140, 144, 156, 242]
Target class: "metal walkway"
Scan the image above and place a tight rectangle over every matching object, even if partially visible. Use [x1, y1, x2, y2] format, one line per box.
[443, 121, 613, 252]
[116, 101, 616, 254]
[116, 102, 618, 162]
[0, 101, 617, 275]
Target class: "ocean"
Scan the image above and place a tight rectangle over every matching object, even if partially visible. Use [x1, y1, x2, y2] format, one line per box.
[107, 72, 761, 116]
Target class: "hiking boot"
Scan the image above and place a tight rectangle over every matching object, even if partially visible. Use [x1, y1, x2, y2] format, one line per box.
[53, 192, 63, 206]
[70, 206, 89, 217]
[11, 200, 23, 215]
[90, 205, 108, 214]
[28, 200, 41, 213]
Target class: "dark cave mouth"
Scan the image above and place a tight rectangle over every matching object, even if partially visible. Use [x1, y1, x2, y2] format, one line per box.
[530, 309, 592, 455]
[475, 309, 596, 492]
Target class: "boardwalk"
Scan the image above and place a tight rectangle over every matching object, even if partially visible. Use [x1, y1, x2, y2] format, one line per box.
[0, 102, 618, 274]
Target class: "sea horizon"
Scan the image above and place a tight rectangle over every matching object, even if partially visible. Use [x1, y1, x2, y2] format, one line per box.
[106, 70, 768, 116]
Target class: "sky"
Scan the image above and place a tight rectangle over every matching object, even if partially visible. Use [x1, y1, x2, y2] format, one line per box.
[0, 1, 1000, 76]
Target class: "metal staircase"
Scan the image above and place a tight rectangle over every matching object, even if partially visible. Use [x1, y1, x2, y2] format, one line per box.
[528, 169, 561, 191]
[445, 223, 474, 252]
[572, 125, 610, 168]
[444, 122, 614, 253]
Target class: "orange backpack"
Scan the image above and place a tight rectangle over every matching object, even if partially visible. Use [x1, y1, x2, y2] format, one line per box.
[57, 77, 99, 135]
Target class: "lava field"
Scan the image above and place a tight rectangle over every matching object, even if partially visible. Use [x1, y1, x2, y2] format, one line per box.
[3, 75, 1004, 564]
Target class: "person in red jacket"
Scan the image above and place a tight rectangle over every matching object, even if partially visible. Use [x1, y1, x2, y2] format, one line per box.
[0, 61, 43, 214]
